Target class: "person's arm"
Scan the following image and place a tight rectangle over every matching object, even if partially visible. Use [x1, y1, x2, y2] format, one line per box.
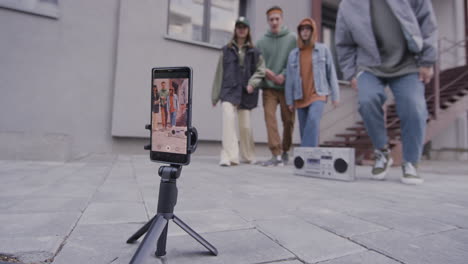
[211, 53, 224, 106]
[285, 51, 295, 109]
[414, 0, 438, 84]
[413, 0, 438, 67]
[325, 46, 340, 105]
[281, 33, 298, 77]
[335, 8, 358, 81]
[247, 54, 266, 91]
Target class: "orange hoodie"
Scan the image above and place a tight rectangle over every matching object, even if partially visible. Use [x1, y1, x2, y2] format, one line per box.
[295, 18, 326, 109]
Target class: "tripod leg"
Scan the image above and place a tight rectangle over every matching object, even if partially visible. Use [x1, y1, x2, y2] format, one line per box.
[127, 215, 158, 244]
[155, 223, 169, 257]
[129, 215, 168, 264]
[173, 215, 218, 256]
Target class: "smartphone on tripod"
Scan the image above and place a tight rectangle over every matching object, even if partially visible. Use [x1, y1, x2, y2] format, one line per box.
[150, 67, 192, 165]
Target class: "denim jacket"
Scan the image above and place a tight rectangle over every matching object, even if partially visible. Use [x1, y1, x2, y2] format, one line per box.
[285, 43, 340, 106]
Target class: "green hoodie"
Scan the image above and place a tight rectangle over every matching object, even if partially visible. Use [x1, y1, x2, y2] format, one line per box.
[256, 26, 297, 90]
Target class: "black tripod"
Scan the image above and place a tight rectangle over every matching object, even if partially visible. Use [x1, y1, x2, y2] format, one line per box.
[126, 126, 218, 263]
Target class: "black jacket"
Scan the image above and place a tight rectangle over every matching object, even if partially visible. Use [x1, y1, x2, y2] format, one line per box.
[220, 44, 261, 110]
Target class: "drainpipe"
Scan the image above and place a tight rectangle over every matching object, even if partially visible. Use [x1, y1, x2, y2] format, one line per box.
[465, 0, 468, 65]
[434, 38, 441, 120]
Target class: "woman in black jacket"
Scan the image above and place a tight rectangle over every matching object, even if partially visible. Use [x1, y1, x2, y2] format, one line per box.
[211, 17, 265, 167]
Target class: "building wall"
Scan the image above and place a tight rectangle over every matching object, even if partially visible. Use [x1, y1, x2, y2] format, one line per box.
[111, 0, 361, 147]
[0, 0, 120, 160]
[430, 0, 468, 160]
[112, 0, 312, 144]
[0, 0, 465, 161]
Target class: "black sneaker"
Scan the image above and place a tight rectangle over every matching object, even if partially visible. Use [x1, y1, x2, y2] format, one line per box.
[401, 162, 423, 185]
[371, 149, 393, 180]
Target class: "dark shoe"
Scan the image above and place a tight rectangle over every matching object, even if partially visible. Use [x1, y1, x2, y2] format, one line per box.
[281, 152, 289, 165]
[401, 162, 423, 185]
[261, 157, 284, 167]
[371, 149, 393, 180]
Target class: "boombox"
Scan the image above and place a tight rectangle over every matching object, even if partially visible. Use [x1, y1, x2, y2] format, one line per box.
[293, 147, 355, 181]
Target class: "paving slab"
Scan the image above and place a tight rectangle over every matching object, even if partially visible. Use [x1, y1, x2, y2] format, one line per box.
[344, 207, 457, 237]
[268, 260, 304, 264]
[79, 202, 148, 225]
[92, 182, 143, 203]
[255, 216, 366, 263]
[53, 225, 294, 264]
[166, 209, 253, 236]
[0, 212, 79, 238]
[319, 250, 401, 264]
[0, 212, 80, 260]
[1, 197, 88, 213]
[51, 223, 139, 264]
[147, 228, 296, 264]
[1, 155, 468, 264]
[352, 229, 468, 264]
[294, 206, 389, 238]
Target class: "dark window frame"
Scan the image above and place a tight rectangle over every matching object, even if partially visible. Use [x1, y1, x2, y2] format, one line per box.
[0, 0, 59, 19]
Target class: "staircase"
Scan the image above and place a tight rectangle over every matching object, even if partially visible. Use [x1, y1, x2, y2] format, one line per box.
[322, 63, 468, 165]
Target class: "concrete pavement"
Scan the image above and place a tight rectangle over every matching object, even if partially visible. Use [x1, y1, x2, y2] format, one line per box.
[0, 154, 467, 264]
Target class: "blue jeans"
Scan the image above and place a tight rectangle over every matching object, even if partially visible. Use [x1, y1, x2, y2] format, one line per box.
[170, 111, 177, 126]
[357, 72, 428, 164]
[297, 101, 326, 147]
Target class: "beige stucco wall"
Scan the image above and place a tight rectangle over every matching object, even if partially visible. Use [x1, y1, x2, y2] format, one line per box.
[430, 0, 468, 160]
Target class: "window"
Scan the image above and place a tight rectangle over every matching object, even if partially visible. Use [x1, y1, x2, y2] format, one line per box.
[167, 0, 244, 47]
[0, 0, 59, 19]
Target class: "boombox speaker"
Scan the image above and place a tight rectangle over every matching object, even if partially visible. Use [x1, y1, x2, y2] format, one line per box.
[293, 147, 355, 181]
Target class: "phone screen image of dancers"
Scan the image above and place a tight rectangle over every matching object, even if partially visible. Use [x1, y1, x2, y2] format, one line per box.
[151, 78, 189, 155]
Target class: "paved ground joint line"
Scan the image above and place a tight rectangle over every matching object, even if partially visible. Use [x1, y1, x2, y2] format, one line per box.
[254, 226, 308, 264]
[295, 216, 406, 264]
[253, 257, 303, 264]
[130, 157, 152, 220]
[50, 157, 117, 262]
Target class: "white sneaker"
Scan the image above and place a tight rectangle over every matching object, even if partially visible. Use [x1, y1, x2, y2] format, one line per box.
[401, 162, 423, 185]
[371, 149, 393, 180]
[261, 157, 284, 167]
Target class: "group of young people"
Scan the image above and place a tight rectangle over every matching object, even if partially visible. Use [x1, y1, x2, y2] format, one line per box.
[211, 0, 437, 185]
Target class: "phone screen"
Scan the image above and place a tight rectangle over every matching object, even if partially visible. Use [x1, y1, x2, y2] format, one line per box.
[150, 67, 191, 164]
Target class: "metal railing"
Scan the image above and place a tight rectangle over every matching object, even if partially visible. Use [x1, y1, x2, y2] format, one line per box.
[432, 37, 468, 119]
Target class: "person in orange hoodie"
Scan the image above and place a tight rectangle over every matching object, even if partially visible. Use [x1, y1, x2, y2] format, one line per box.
[285, 18, 340, 147]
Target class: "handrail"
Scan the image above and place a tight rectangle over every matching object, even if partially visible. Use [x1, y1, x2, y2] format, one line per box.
[387, 37, 468, 127]
[438, 37, 468, 55]
[384, 67, 468, 129]
[431, 37, 468, 119]
[425, 68, 468, 102]
[384, 37, 467, 126]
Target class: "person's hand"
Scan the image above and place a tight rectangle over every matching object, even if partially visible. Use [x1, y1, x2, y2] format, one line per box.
[288, 105, 294, 112]
[419, 66, 434, 84]
[246, 85, 254, 94]
[274, 74, 285, 85]
[332, 101, 339, 108]
[265, 69, 275, 81]
[350, 78, 358, 90]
